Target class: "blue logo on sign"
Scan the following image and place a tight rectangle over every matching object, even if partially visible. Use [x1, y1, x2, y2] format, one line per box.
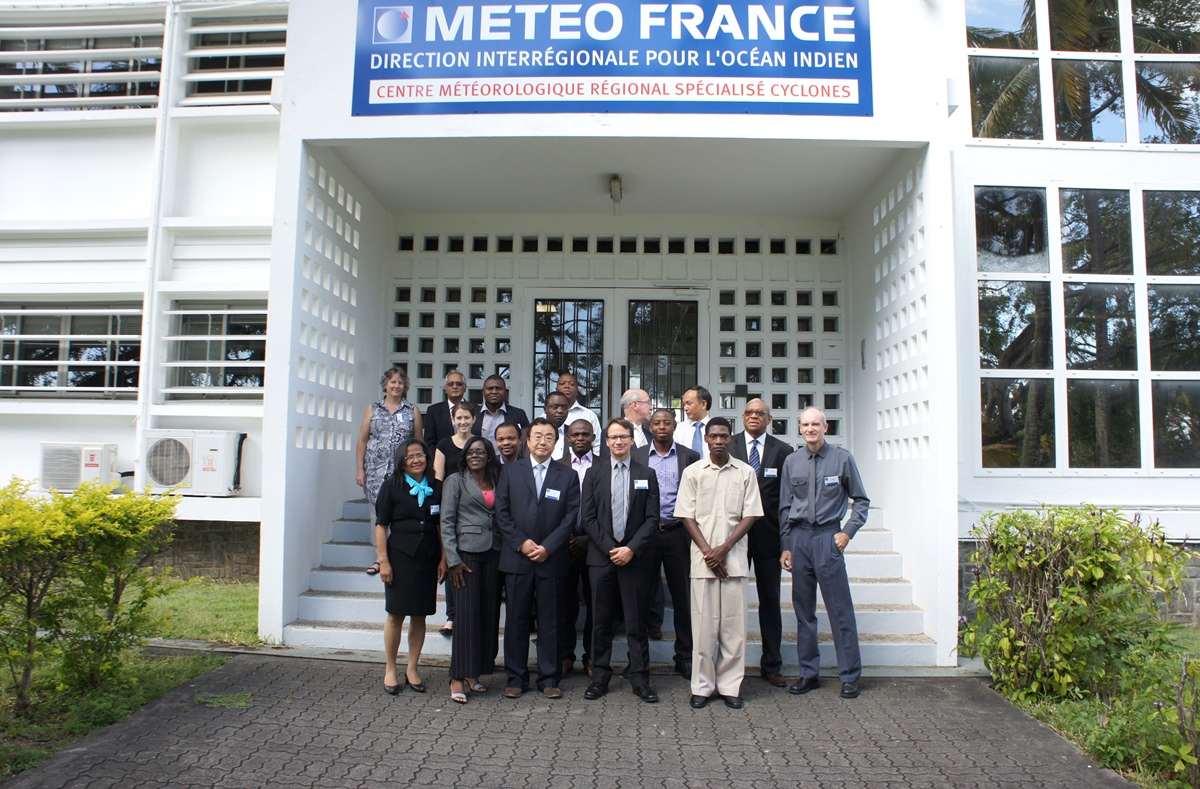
[373, 6, 412, 44]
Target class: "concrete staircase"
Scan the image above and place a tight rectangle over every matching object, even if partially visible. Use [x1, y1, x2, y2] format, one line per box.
[283, 500, 937, 668]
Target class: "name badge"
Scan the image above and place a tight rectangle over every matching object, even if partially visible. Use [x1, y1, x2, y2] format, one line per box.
[545, 488, 561, 500]
[824, 476, 839, 486]
[430, 504, 440, 514]
[764, 468, 778, 478]
[634, 479, 649, 490]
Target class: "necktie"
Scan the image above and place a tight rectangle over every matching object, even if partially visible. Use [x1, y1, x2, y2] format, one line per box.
[692, 421, 704, 453]
[808, 452, 818, 524]
[749, 438, 761, 473]
[612, 462, 626, 542]
[535, 462, 545, 497]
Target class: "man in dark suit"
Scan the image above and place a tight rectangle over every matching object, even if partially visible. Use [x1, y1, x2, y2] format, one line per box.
[473, 374, 530, 451]
[423, 370, 468, 447]
[558, 418, 596, 677]
[581, 418, 660, 703]
[729, 398, 792, 688]
[495, 417, 579, 699]
[633, 408, 700, 680]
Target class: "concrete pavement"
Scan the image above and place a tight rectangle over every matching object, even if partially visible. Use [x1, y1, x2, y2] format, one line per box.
[4, 654, 1131, 788]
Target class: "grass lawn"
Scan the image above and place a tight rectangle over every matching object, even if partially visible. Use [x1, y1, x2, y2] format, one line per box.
[2, 579, 260, 780]
[146, 578, 261, 645]
[1018, 626, 1200, 789]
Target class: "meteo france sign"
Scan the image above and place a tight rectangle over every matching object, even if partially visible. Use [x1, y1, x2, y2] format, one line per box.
[352, 1, 872, 116]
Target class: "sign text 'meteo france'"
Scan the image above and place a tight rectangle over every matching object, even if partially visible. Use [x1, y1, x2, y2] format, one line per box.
[352, 1, 873, 116]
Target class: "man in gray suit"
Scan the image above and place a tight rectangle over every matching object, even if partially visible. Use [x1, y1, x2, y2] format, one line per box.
[581, 418, 660, 703]
[729, 398, 793, 688]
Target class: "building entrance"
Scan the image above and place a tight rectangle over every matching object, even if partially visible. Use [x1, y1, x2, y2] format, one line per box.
[528, 287, 708, 417]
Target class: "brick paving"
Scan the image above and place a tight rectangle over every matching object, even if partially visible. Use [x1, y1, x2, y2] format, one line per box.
[5, 654, 1131, 788]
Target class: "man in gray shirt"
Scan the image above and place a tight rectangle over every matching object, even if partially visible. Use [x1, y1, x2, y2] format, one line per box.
[779, 406, 870, 700]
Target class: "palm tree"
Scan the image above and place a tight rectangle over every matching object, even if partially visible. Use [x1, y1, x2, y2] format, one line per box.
[969, 0, 1200, 143]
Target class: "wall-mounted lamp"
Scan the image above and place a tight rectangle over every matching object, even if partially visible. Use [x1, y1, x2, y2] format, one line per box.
[609, 174, 623, 205]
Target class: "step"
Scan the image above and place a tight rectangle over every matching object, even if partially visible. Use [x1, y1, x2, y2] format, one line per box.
[342, 499, 373, 521]
[331, 518, 373, 543]
[282, 621, 938, 668]
[320, 542, 378, 567]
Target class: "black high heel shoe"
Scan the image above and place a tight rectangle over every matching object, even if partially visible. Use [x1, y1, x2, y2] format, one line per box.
[384, 681, 400, 696]
[405, 675, 426, 693]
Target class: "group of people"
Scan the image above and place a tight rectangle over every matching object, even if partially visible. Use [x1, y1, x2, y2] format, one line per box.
[355, 367, 871, 709]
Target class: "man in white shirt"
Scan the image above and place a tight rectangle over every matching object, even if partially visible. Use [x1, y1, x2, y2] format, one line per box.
[620, 388, 653, 448]
[557, 372, 602, 454]
[558, 418, 596, 677]
[673, 385, 713, 461]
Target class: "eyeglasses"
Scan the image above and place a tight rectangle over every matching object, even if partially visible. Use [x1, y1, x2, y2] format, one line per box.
[743, 409, 768, 417]
[464, 449, 488, 457]
[606, 434, 633, 442]
[403, 454, 426, 462]
[446, 381, 466, 387]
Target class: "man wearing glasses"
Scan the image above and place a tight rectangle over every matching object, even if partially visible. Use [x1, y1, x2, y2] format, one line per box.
[580, 418, 661, 703]
[424, 370, 469, 447]
[495, 417, 580, 699]
[619, 388, 653, 448]
[729, 399, 793, 689]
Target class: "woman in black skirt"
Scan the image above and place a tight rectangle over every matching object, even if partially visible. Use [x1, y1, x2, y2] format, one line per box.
[375, 438, 443, 695]
[440, 435, 502, 703]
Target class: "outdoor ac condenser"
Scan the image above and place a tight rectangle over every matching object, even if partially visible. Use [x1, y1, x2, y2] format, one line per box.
[141, 429, 244, 497]
[39, 443, 120, 491]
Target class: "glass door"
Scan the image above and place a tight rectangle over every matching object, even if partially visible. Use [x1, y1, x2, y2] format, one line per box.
[529, 288, 707, 419]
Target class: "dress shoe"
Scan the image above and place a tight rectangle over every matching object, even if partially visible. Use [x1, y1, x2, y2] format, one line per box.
[633, 686, 659, 704]
[648, 628, 663, 640]
[722, 695, 744, 709]
[584, 683, 607, 700]
[542, 686, 563, 699]
[689, 694, 710, 709]
[561, 657, 574, 677]
[503, 687, 524, 699]
[674, 660, 692, 680]
[760, 670, 788, 688]
[841, 681, 860, 699]
[788, 676, 820, 695]
[404, 676, 426, 693]
[383, 682, 400, 696]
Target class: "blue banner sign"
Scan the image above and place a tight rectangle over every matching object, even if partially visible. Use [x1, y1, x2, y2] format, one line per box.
[352, 1, 873, 116]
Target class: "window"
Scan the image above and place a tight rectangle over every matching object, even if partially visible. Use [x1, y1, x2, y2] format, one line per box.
[163, 304, 266, 398]
[977, 186, 1200, 469]
[967, 0, 1200, 145]
[0, 22, 163, 111]
[0, 305, 141, 395]
[181, 15, 286, 106]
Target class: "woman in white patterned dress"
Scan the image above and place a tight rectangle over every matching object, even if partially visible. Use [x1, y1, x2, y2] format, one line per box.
[356, 367, 423, 574]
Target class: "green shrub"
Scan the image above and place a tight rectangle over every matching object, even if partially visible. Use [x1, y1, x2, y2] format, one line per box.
[960, 505, 1186, 701]
[45, 482, 179, 689]
[0, 478, 180, 714]
[0, 479, 72, 716]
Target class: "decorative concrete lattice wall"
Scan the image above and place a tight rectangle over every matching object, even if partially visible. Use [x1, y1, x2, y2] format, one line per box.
[156, 521, 260, 581]
[958, 540, 1200, 626]
[870, 161, 931, 463]
[294, 155, 361, 454]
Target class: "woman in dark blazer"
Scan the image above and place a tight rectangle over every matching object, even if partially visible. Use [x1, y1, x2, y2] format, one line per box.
[440, 435, 502, 703]
[375, 438, 443, 695]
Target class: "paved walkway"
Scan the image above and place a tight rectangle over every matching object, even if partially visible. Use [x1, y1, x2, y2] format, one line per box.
[6, 654, 1131, 788]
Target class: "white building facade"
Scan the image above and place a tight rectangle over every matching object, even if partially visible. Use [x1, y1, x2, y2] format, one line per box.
[1, 0, 1196, 667]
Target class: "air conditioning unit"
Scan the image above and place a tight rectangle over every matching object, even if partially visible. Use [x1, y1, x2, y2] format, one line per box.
[142, 430, 245, 497]
[40, 444, 120, 491]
